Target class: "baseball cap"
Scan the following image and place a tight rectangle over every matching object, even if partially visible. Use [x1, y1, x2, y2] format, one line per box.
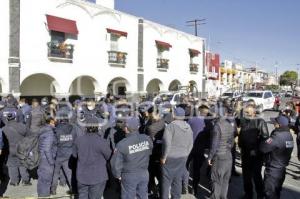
[125, 117, 140, 131]
[174, 107, 185, 118]
[270, 115, 289, 127]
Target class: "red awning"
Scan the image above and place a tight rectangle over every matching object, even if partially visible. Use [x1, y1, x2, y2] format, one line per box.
[155, 40, 172, 48]
[106, 28, 128, 37]
[46, 15, 78, 35]
[189, 48, 201, 56]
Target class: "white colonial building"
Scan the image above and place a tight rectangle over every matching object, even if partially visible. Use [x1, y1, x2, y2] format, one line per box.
[0, 0, 205, 101]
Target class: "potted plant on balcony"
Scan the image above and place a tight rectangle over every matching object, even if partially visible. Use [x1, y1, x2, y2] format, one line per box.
[117, 52, 124, 63]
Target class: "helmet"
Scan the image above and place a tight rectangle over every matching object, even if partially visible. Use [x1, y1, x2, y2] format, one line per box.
[41, 97, 49, 106]
[6, 111, 17, 121]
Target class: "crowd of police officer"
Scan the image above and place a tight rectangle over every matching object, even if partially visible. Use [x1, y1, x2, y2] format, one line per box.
[0, 93, 299, 199]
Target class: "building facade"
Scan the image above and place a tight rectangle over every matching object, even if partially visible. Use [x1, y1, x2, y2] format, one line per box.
[205, 52, 220, 98]
[220, 60, 237, 93]
[0, 0, 205, 100]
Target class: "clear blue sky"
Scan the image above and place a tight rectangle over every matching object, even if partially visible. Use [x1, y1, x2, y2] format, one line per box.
[115, 0, 300, 74]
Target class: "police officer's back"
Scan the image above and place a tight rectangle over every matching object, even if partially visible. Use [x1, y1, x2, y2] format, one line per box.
[73, 117, 111, 198]
[51, 113, 77, 194]
[260, 115, 294, 199]
[207, 106, 236, 199]
[111, 117, 153, 199]
[2, 112, 30, 186]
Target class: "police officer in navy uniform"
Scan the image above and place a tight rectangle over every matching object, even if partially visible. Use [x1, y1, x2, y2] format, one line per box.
[260, 115, 294, 199]
[73, 117, 111, 199]
[51, 111, 77, 195]
[2, 112, 30, 186]
[0, 102, 9, 197]
[111, 117, 153, 199]
[207, 106, 237, 199]
[37, 115, 57, 197]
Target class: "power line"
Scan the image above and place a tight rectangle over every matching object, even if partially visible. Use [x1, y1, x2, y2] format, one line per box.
[186, 19, 206, 36]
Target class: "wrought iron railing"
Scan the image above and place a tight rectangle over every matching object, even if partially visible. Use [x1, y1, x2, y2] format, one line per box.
[47, 41, 74, 60]
[190, 63, 199, 72]
[108, 51, 127, 65]
[157, 58, 169, 69]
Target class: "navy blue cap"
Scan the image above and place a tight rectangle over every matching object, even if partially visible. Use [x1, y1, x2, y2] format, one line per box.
[125, 117, 140, 131]
[270, 115, 289, 127]
[174, 107, 185, 118]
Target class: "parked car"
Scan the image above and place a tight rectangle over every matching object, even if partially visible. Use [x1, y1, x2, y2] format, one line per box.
[220, 91, 242, 101]
[242, 90, 275, 113]
[285, 91, 293, 97]
[153, 92, 186, 106]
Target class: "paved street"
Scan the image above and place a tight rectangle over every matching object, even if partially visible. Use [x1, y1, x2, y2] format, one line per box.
[3, 109, 300, 199]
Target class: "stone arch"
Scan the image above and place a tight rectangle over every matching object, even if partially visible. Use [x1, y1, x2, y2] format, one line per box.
[107, 77, 131, 96]
[168, 79, 182, 91]
[69, 75, 101, 97]
[20, 73, 60, 96]
[146, 78, 163, 96]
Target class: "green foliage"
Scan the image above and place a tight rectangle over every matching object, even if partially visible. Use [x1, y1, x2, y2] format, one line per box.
[265, 84, 280, 91]
[279, 71, 298, 86]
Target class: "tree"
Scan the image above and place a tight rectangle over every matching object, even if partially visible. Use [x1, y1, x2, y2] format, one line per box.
[265, 84, 280, 91]
[279, 71, 298, 86]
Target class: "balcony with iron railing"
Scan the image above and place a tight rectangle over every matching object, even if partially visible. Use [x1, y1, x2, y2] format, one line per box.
[108, 51, 127, 67]
[189, 63, 199, 73]
[47, 41, 74, 63]
[157, 58, 169, 70]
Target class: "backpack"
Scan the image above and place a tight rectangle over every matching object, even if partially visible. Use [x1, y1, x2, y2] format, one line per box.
[16, 135, 40, 170]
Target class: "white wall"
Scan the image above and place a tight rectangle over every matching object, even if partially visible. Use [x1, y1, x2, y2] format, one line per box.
[0, 0, 205, 97]
[19, 0, 138, 95]
[143, 20, 204, 93]
[0, 0, 9, 94]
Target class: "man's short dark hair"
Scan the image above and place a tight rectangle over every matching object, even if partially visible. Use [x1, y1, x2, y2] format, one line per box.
[32, 98, 39, 104]
[19, 98, 27, 103]
[45, 114, 55, 124]
[198, 104, 209, 111]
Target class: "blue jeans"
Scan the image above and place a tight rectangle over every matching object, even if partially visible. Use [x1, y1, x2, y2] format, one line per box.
[121, 171, 149, 199]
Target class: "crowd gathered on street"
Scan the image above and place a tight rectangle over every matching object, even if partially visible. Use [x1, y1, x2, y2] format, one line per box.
[0, 93, 299, 199]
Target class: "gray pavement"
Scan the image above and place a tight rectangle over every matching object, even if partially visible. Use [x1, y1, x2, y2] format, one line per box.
[2, 109, 300, 199]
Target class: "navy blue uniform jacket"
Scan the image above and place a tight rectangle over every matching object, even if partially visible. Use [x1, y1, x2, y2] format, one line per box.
[73, 133, 111, 185]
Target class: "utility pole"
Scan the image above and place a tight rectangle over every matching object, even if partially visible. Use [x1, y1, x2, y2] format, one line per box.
[186, 19, 206, 36]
